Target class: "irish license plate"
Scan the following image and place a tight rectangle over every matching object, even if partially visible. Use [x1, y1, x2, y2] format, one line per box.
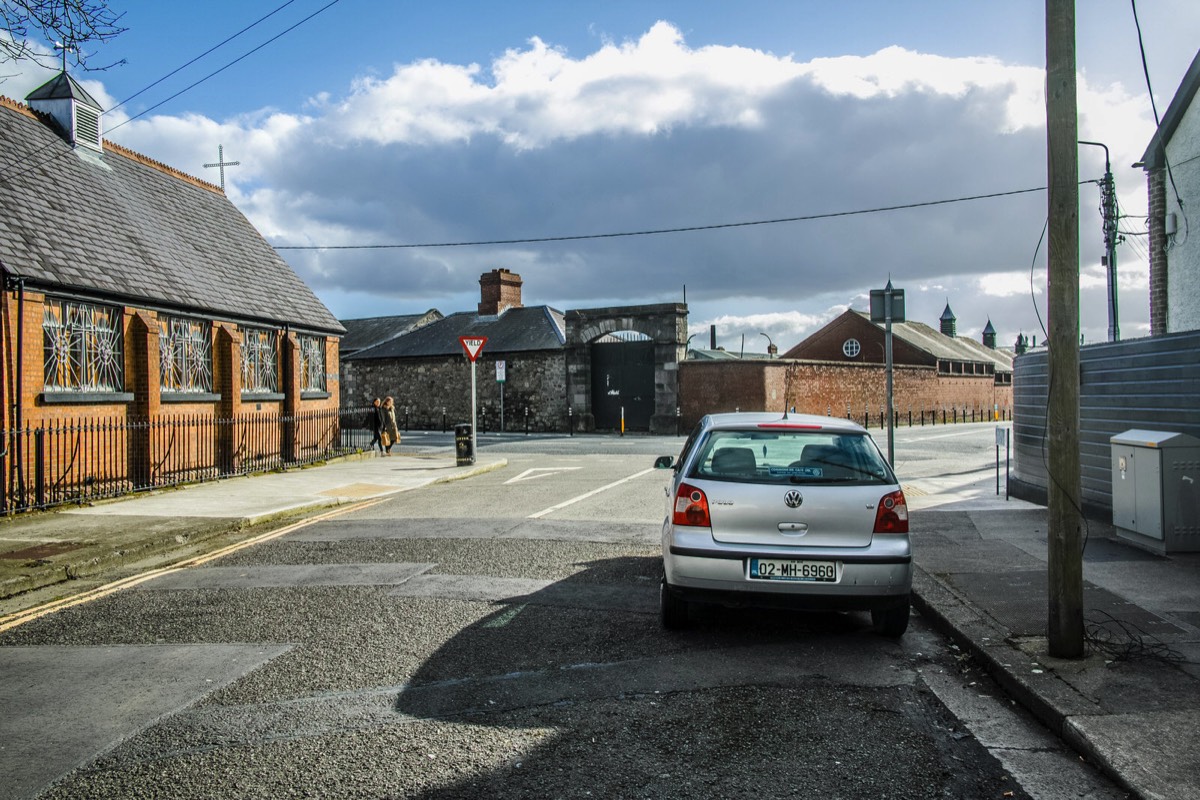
[748, 558, 837, 582]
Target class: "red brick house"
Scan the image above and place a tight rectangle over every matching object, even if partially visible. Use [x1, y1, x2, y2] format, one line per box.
[0, 72, 345, 509]
[680, 306, 1013, 429]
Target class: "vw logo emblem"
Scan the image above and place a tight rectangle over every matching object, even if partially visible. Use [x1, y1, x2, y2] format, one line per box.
[784, 490, 803, 508]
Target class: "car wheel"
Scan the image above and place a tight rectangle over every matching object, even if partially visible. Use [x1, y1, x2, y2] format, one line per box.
[660, 579, 689, 629]
[871, 598, 910, 638]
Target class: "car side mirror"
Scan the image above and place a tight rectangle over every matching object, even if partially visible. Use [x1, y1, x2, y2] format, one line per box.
[653, 455, 674, 469]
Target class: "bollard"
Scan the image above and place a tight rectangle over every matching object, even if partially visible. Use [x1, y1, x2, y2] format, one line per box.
[525, 406, 530, 435]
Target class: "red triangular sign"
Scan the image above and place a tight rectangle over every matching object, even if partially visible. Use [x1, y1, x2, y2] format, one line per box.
[459, 336, 487, 362]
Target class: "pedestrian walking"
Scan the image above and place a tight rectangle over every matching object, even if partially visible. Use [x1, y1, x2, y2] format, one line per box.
[366, 398, 385, 453]
[381, 396, 401, 456]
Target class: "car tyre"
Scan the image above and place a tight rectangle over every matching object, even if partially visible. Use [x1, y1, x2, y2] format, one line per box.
[660, 579, 689, 629]
[871, 598, 910, 638]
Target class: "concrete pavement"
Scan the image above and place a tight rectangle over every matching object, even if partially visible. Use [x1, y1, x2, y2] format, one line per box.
[0, 447, 1197, 799]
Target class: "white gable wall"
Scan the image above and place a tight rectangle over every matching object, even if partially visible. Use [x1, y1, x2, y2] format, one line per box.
[1165, 96, 1200, 332]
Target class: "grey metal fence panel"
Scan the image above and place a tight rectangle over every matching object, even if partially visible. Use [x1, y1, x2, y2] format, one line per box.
[1012, 330, 1200, 513]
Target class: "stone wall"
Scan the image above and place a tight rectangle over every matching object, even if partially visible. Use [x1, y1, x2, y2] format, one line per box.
[342, 350, 568, 432]
[564, 303, 687, 434]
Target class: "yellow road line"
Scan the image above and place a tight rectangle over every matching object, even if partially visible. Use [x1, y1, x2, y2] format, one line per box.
[0, 499, 384, 634]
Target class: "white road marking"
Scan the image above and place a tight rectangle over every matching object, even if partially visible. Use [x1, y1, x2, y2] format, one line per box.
[504, 467, 583, 484]
[901, 427, 1005, 443]
[528, 468, 657, 519]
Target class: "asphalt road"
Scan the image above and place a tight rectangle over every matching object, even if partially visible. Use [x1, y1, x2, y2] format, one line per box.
[0, 425, 1127, 799]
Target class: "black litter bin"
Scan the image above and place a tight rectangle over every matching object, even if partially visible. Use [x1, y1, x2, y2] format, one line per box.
[454, 423, 474, 466]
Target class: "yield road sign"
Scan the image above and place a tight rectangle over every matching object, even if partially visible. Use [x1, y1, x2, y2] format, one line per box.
[459, 337, 487, 362]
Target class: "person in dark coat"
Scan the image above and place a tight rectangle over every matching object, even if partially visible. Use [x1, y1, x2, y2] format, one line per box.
[367, 397, 384, 453]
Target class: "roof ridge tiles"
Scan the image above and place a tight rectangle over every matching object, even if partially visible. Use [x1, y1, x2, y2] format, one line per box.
[0, 96, 223, 195]
[0, 95, 42, 121]
[102, 139, 224, 195]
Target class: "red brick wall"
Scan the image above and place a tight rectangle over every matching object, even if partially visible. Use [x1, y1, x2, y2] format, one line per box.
[1147, 169, 1168, 336]
[680, 359, 1012, 429]
[1, 286, 342, 501]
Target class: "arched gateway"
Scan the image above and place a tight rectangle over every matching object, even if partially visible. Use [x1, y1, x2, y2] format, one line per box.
[564, 304, 688, 434]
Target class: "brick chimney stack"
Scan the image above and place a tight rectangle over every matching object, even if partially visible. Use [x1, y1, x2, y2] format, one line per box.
[478, 269, 523, 315]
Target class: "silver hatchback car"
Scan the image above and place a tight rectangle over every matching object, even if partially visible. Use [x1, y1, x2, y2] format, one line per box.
[654, 412, 912, 636]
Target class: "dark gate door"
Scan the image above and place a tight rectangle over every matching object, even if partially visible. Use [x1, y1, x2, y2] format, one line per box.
[591, 340, 654, 430]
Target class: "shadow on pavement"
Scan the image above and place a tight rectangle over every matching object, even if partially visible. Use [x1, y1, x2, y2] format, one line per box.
[391, 556, 1023, 800]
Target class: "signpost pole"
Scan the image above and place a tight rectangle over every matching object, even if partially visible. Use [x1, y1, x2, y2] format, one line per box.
[459, 337, 488, 462]
[885, 283, 895, 466]
[471, 359, 478, 458]
[871, 280, 903, 467]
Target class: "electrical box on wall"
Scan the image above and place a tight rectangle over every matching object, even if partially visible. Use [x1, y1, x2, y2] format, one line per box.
[1111, 430, 1200, 554]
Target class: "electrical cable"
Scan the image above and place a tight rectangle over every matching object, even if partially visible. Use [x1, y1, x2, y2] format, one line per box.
[1085, 609, 1186, 664]
[1131, 0, 1189, 246]
[1027, 214, 1092, 555]
[106, 0, 344, 136]
[275, 185, 1055, 250]
[109, 0, 301, 115]
[0, 0, 344, 184]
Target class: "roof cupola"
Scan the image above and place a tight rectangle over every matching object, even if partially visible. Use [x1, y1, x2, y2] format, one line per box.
[982, 319, 996, 349]
[25, 70, 103, 152]
[939, 302, 957, 338]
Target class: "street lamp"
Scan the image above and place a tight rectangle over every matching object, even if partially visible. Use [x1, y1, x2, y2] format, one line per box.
[759, 332, 777, 358]
[1079, 139, 1119, 342]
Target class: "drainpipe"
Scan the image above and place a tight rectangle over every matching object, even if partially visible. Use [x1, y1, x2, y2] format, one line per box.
[0, 265, 14, 461]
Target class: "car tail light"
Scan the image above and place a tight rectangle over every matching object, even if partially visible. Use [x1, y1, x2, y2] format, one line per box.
[673, 483, 711, 527]
[873, 489, 909, 533]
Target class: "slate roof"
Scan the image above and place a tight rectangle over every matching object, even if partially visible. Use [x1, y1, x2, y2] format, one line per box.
[347, 306, 566, 360]
[849, 311, 1013, 372]
[1140, 49, 1200, 169]
[0, 95, 343, 335]
[340, 310, 442, 354]
[25, 71, 102, 108]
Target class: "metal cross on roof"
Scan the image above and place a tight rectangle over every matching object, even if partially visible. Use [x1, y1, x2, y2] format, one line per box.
[203, 144, 240, 191]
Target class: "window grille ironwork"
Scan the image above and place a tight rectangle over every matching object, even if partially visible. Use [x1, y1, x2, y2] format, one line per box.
[241, 327, 278, 393]
[43, 299, 124, 392]
[300, 335, 326, 392]
[159, 316, 213, 393]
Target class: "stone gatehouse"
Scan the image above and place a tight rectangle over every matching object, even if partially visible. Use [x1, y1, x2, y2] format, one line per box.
[340, 271, 688, 434]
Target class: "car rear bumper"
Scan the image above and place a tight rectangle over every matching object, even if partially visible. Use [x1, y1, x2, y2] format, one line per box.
[663, 530, 912, 610]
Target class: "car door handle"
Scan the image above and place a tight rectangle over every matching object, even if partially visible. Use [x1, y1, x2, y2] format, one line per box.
[778, 523, 808, 533]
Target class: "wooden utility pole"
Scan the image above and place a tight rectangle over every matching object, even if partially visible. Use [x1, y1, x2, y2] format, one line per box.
[1045, 0, 1084, 658]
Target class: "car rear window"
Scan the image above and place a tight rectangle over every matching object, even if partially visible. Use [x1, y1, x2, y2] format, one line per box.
[688, 428, 894, 485]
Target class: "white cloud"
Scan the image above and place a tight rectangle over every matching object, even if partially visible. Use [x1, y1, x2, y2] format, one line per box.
[8, 21, 1162, 350]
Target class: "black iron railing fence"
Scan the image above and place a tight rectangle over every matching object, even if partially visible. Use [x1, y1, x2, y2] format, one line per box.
[1, 406, 375, 514]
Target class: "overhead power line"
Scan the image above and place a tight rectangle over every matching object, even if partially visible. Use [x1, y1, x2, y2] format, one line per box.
[274, 184, 1058, 251]
[0, 0, 343, 183]
[106, 0, 344, 135]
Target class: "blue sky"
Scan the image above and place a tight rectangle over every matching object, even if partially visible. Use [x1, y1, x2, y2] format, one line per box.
[4, 1, 1199, 351]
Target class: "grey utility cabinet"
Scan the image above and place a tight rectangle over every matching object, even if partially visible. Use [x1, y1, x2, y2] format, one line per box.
[1111, 430, 1200, 554]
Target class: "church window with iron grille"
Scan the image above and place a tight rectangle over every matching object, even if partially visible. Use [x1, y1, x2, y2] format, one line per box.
[159, 316, 212, 393]
[300, 335, 326, 392]
[241, 327, 278, 393]
[43, 299, 124, 392]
